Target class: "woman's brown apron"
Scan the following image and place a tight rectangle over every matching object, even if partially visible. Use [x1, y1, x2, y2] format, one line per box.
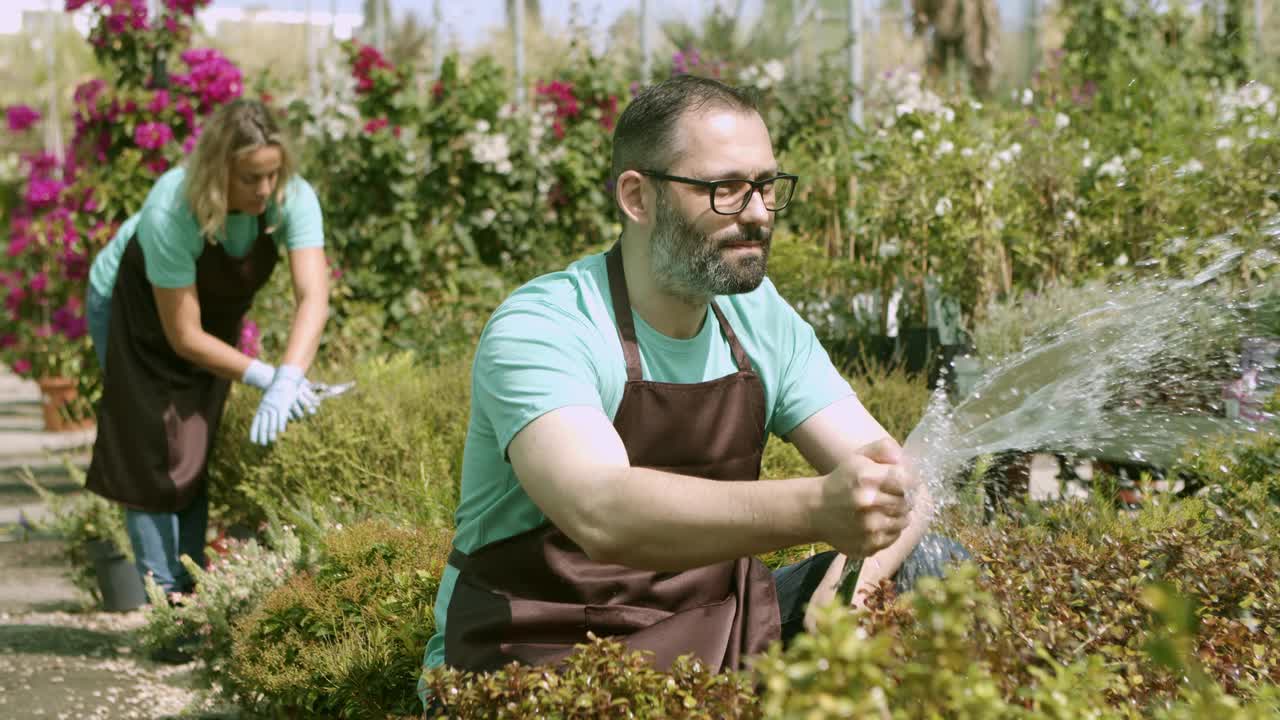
[444, 245, 781, 672]
[86, 216, 278, 513]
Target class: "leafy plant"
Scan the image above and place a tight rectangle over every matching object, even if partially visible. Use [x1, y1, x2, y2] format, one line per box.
[229, 520, 451, 719]
[206, 352, 470, 541]
[138, 522, 311, 704]
[20, 460, 131, 603]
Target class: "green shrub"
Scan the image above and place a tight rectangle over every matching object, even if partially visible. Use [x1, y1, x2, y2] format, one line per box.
[422, 635, 760, 719]
[138, 523, 310, 703]
[21, 461, 131, 604]
[206, 352, 471, 541]
[229, 520, 451, 719]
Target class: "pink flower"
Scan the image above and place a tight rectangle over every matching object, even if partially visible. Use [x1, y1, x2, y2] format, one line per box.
[6, 234, 30, 258]
[52, 299, 87, 340]
[147, 89, 170, 114]
[12, 359, 31, 376]
[30, 272, 48, 294]
[6, 105, 40, 132]
[65, 0, 91, 10]
[0, 335, 16, 349]
[363, 117, 389, 134]
[182, 133, 199, 155]
[145, 157, 170, 174]
[134, 122, 173, 150]
[164, 0, 207, 16]
[237, 319, 261, 358]
[24, 178, 64, 209]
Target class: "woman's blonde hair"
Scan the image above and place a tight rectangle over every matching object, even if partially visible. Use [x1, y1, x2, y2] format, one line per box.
[184, 99, 296, 241]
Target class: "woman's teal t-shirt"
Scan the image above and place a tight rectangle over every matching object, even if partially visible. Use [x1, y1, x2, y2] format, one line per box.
[88, 166, 324, 296]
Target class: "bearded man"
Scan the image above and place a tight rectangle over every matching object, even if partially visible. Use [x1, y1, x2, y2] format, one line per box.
[419, 75, 966, 711]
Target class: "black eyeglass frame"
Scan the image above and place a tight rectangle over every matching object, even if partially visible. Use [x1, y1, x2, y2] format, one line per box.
[637, 169, 799, 215]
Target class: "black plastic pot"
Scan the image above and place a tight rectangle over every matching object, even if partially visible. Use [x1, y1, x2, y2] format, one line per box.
[84, 539, 147, 612]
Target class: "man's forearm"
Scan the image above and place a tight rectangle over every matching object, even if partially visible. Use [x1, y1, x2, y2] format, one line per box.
[586, 467, 827, 571]
[851, 485, 934, 605]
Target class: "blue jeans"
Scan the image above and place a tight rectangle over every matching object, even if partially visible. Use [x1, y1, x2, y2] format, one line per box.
[772, 534, 971, 645]
[86, 284, 208, 595]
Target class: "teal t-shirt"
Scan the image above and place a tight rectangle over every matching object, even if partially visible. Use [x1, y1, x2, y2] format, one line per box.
[420, 251, 854, 683]
[88, 166, 324, 296]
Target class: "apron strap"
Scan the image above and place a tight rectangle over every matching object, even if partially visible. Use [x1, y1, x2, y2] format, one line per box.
[606, 243, 754, 378]
[606, 244, 644, 382]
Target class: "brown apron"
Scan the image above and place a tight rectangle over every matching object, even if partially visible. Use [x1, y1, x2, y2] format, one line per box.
[86, 216, 278, 513]
[444, 245, 781, 672]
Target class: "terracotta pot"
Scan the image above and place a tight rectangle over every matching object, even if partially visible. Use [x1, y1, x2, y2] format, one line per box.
[36, 376, 94, 433]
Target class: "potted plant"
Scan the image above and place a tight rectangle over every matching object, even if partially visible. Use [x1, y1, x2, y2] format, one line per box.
[20, 462, 146, 612]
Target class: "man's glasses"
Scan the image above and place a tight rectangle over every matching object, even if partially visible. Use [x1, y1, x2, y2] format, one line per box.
[638, 170, 799, 215]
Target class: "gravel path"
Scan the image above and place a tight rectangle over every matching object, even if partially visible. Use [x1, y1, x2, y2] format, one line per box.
[0, 369, 235, 719]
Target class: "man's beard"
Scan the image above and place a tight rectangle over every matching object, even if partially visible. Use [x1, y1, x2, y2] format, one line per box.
[649, 192, 772, 301]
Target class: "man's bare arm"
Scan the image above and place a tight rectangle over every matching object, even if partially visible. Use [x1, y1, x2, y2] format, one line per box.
[507, 404, 908, 571]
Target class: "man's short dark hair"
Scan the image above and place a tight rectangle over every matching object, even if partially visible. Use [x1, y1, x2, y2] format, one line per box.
[610, 75, 760, 194]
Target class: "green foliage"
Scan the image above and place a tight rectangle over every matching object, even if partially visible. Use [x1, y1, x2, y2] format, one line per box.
[20, 461, 131, 603]
[229, 520, 451, 719]
[207, 352, 470, 541]
[421, 634, 760, 719]
[138, 523, 311, 703]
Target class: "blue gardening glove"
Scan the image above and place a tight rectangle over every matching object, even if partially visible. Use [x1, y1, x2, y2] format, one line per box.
[251, 364, 304, 445]
[241, 359, 276, 391]
[292, 379, 320, 420]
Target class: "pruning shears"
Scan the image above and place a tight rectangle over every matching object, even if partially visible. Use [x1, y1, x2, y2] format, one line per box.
[310, 380, 355, 402]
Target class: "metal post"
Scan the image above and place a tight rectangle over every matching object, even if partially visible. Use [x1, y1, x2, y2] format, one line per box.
[640, 0, 652, 83]
[45, 0, 63, 164]
[432, 0, 443, 77]
[1257, 0, 1265, 65]
[306, 0, 319, 99]
[848, 0, 863, 127]
[374, 0, 387, 52]
[514, 0, 526, 105]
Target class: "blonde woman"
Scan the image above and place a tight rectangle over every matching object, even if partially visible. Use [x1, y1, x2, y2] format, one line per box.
[83, 98, 329, 598]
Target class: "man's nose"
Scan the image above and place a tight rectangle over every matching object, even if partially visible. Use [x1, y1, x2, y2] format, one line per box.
[737, 187, 770, 226]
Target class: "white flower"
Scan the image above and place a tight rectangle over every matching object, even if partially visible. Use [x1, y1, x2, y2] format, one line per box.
[941, 107, 955, 123]
[935, 197, 952, 217]
[960, 147, 974, 158]
[477, 208, 498, 227]
[969, 100, 983, 111]
[475, 119, 491, 133]
[1216, 136, 1234, 151]
[1126, 147, 1141, 161]
[911, 129, 925, 143]
[1097, 155, 1125, 178]
[1114, 253, 1129, 267]
[878, 239, 901, 258]
[936, 140, 955, 157]
[1054, 113, 1070, 131]
[1009, 143, 1022, 157]
[1082, 154, 1093, 169]
[1175, 158, 1204, 176]
[896, 103, 914, 117]
[1081, 138, 1090, 150]
[1266, 101, 1277, 117]
[762, 59, 786, 85]
[1063, 210, 1078, 227]
[1021, 88, 1034, 106]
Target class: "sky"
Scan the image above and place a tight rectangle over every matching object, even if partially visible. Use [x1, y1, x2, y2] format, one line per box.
[204, 0, 1030, 48]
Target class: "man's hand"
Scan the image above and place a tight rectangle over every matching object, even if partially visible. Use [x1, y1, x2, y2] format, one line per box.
[814, 438, 915, 559]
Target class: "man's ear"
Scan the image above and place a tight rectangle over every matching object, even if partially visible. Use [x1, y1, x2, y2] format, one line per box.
[615, 170, 652, 225]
